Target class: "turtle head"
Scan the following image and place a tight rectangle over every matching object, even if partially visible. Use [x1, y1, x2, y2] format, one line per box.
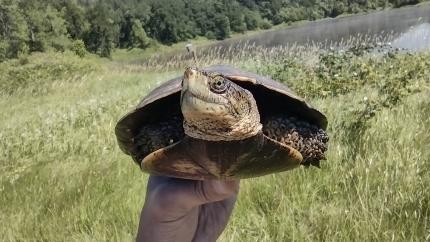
[181, 67, 262, 141]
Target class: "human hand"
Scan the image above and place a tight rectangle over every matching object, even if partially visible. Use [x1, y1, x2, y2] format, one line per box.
[136, 175, 240, 242]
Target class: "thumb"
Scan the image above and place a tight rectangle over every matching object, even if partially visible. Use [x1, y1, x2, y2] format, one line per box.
[192, 180, 240, 205]
[148, 177, 240, 215]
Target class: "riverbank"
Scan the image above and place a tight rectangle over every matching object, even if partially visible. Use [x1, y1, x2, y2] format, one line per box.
[1, 3, 430, 240]
[112, 1, 430, 64]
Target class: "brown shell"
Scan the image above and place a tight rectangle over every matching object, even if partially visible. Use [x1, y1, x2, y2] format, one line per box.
[115, 65, 327, 159]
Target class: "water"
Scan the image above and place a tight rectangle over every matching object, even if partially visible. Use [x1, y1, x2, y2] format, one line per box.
[392, 23, 430, 50]
[140, 4, 430, 66]
[207, 3, 430, 51]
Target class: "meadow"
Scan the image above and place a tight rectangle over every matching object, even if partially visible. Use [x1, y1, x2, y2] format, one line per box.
[0, 42, 429, 241]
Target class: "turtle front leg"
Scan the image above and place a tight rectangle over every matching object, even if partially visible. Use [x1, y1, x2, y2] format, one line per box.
[263, 115, 329, 167]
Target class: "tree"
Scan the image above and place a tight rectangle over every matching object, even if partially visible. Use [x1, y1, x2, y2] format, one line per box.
[130, 19, 150, 49]
[18, 1, 69, 52]
[390, 0, 421, 7]
[62, 0, 89, 40]
[224, 1, 247, 33]
[0, 0, 29, 60]
[213, 14, 231, 40]
[84, 2, 119, 57]
[230, 14, 246, 33]
[185, 0, 215, 36]
[244, 9, 261, 30]
[256, 0, 283, 24]
[279, 6, 307, 23]
[0, 0, 424, 61]
[118, 11, 134, 48]
[44, 5, 70, 51]
[147, 0, 196, 44]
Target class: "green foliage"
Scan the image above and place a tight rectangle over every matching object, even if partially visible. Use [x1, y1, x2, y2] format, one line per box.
[130, 19, 150, 49]
[70, 39, 87, 57]
[259, 18, 273, 29]
[146, 0, 195, 44]
[263, 46, 430, 100]
[0, 0, 29, 61]
[0, 0, 427, 61]
[225, 1, 247, 33]
[243, 10, 262, 30]
[0, 52, 96, 95]
[84, 2, 118, 58]
[213, 15, 231, 40]
[20, 3, 70, 52]
[62, 1, 89, 40]
[259, 45, 430, 158]
[1, 47, 429, 241]
[205, 31, 216, 40]
[279, 6, 307, 23]
[391, 0, 422, 7]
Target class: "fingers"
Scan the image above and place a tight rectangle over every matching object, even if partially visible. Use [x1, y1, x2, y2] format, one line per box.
[193, 180, 240, 205]
[148, 176, 239, 214]
[146, 176, 171, 192]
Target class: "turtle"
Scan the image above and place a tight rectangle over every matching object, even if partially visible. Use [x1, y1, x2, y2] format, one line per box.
[115, 65, 329, 180]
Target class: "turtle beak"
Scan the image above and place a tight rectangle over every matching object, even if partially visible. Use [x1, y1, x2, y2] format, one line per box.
[184, 67, 197, 80]
[181, 67, 199, 108]
[182, 67, 197, 91]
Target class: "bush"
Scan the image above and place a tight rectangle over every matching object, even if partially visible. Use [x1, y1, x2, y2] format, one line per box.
[204, 31, 216, 40]
[70, 39, 87, 57]
[0, 52, 97, 95]
[279, 7, 306, 23]
[0, 41, 8, 62]
[213, 15, 231, 40]
[131, 19, 151, 49]
[0, 40, 29, 62]
[259, 44, 430, 146]
[244, 10, 261, 30]
[259, 18, 272, 29]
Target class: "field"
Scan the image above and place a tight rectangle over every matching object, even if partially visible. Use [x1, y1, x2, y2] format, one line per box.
[1, 44, 429, 241]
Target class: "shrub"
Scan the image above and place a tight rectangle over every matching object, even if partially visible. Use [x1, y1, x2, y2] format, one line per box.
[259, 18, 273, 29]
[70, 39, 87, 57]
[0, 52, 97, 95]
[259, 44, 430, 148]
[204, 31, 216, 40]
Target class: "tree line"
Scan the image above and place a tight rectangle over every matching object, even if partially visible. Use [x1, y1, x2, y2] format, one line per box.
[0, 0, 423, 61]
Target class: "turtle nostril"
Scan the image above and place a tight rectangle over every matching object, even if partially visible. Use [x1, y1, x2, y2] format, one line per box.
[184, 67, 196, 79]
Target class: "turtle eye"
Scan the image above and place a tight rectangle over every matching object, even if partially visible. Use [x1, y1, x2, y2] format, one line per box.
[210, 76, 229, 93]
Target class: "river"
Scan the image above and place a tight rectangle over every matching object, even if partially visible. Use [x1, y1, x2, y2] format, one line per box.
[206, 3, 430, 52]
[140, 3, 430, 67]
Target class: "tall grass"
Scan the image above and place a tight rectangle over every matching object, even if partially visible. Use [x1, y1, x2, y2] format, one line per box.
[127, 31, 400, 71]
[222, 89, 430, 242]
[0, 42, 429, 241]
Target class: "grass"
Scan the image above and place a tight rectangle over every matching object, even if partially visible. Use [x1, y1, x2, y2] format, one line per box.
[111, 36, 214, 63]
[223, 89, 430, 242]
[111, 0, 430, 66]
[0, 43, 429, 241]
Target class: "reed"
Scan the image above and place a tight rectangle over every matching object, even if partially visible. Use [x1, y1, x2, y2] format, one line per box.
[0, 37, 429, 241]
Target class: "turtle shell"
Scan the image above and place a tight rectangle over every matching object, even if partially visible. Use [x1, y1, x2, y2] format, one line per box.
[115, 65, 327, 163]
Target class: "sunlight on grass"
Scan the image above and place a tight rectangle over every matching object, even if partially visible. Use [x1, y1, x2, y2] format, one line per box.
[0, 47, 429, 241]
